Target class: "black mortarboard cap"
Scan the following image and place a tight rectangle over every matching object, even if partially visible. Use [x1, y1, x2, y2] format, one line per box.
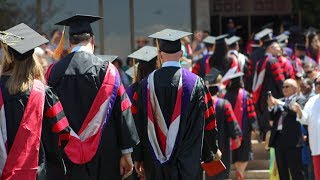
[263, 39, 278, 48]
[203, 36, 216, 45]
[0, 23, 48, 61]
[204, 68, 221, 86]
[96, 55, 118, 62]
[225, 36, 240, 46]
[56, 14, 102, 36]
[128, 46, 157, 62]
[254, 28, 273, 41]
[149, 29, 192, 54]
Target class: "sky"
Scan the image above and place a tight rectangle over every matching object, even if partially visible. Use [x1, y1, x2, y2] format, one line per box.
[35, 0, 191, 59]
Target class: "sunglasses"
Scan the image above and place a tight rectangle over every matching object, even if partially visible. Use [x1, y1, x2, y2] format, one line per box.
[305, 71, 313, 74]
[282, 85, 291, 89]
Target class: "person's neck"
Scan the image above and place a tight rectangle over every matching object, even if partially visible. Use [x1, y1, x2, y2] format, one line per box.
[71, 43, 93, 53]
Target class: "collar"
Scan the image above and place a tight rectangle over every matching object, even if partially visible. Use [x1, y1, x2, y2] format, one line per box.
[71, 46, 93, 54]
[228, 50, 238, 56]
[265, 52, 275, 59]
[286, 94, 295, 101]
[162, 61, 181, 68]
[208, 51, 214, 55]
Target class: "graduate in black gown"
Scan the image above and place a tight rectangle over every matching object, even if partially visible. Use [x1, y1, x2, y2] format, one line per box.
[133, 29, 221, 180]
[192, 35, 215, 78]
[204, 71, 242, 180]
[46, 15, 139, 180]
[224, 72, 259, 180]
[0, 24, 70, 179]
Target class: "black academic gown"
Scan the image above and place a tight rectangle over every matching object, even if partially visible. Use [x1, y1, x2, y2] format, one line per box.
[47, 51, 139, 180]
[0, 76, 70, 180]
[224, 88, 259, 163]
[245, 47, 265, 92]
[207, 97, 241, 180]
[134, 67, 218, 180]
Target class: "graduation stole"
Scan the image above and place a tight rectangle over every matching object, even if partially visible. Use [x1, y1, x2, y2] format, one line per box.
[221, 54, 240, 86]
[231, 89, 246, 150]
[147, 70, 182, 163]
[252, 56, 269, 104]
[64, 63, 120, 164]
[0, 80, 45, 180]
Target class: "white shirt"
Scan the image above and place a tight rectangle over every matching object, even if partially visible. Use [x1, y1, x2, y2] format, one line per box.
[298, 94, 320, 156]
[71, 46, 93, 54]
[162, 61, 181, 68]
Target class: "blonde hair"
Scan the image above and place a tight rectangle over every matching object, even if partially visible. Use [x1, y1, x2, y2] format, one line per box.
[0, 43, 45, 95]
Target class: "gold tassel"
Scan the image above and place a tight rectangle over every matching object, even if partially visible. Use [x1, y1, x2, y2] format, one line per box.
[155, 38, 162, 67]
[52, 26, 66, 61]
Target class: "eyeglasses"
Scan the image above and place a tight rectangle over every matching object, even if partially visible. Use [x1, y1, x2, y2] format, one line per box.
[305, 71, 313, 74]
[282, 85, 291, 89]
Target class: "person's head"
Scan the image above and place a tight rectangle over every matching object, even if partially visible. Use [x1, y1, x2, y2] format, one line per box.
[209, 39, 228, 69]
[203, 30, 210, 39]
[307, 31, 320, 52]
[50, 29, 62, 44]
[294, 43, 306, 57]
[112, 58, 123, 69]
[300, 78, 313, 96]
[126, 57, 133, 67]
[228, 42, 239, 51]
[193, 30, 203, 42]
[137, 57, 159, 82]
[227, 19, 235, 29]
[282, 79, 298, 97]
[314, 75, 320, 94]
[158, 49, 182, 63]
[226, 77, 243, 90]
[136, 36, 149, 49]
[266, 41, 282, 56]
[0, 44, 45, 95]
[56, 14, 102, 54]
[180, 36, 191, 45]
[303, 61, 317, 80]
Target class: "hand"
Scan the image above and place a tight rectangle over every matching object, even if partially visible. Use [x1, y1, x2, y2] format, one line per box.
[134, 161, 145, 178]
[267, 95, 274, 107]
[291, 102, 301, 113]
[234, 136, 241, 149]
[214, 149, 222, 161]
[120, 153, 134, 179]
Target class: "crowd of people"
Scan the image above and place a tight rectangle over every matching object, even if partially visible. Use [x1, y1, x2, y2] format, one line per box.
[1, 13, 320, 180]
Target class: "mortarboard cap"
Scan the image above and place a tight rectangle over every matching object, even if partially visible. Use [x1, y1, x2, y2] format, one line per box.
[96, 55, 118, 62]
[125, 63, 139, 79]
[203, 36, 216, 45]
[225, 36, 240, 46]
[128, 46, 158, 62]
[149, 29, 192, 54]
[56, 14, 102, 36]
[227, 72, 244, 81]
[215, 34, 229, 41]
[276, 33, 289, 43]
[0, 23, 48, 61]
[204, 68, 221, 86]
[254, 28, 273, 41]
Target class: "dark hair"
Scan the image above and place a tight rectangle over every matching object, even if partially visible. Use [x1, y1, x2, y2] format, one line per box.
[302, 78, 313, 87]
[50, 29, 59, 38]
[204, 43, 214, 49]
[113, 58, 123, 67]
[69, 33, 92, 45]
[307, 31, 319, 61]
[228, 42, 238, 50]
[136, 58, 159, 82]
[209, 40, 228, 71]
[226, 77, 243, 90]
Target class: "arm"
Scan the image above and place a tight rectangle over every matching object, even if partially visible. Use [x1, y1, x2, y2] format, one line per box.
[224, 100, 242, 138]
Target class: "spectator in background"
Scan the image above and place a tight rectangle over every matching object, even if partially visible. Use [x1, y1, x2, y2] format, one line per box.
[268, 79, 305, 180]
[293, 76, 320, 180]
[300, 78, 315, 100]
[191, 30, 207, 63]
[303, 61, 319, 81]
[226, 19, 241, 36]
[306, 31, 320, 65]
[203, 30, 210, 39]
[46, 29, 62, 56]
[136, 36, 149, 50]
[113, 58, 130, 88]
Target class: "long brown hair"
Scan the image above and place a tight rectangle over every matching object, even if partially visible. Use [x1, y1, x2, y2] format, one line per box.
[0, 43, 45, 95]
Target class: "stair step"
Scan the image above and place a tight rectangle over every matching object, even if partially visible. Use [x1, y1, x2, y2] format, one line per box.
[229, 170, 270, 179]
[231, 160, 269, 170]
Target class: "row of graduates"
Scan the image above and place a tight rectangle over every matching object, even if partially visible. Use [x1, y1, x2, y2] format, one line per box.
[0, 15, 238, 180]
[190, 27, 319, 137]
